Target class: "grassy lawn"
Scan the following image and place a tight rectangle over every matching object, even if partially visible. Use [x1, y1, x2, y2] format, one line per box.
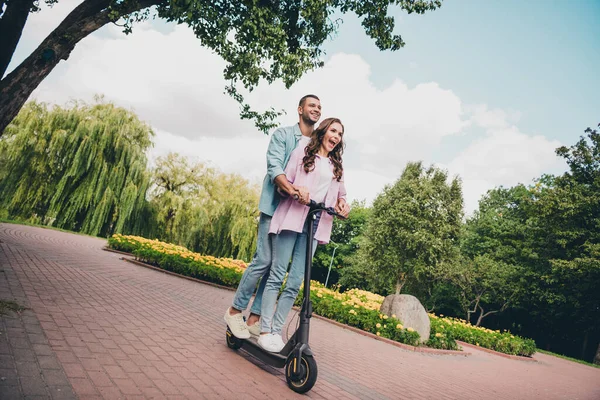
[0, 300, 27, 315]
[536, 349, 600, 369]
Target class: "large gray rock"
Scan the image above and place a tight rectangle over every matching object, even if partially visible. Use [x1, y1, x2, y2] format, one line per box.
[380, 294, 430, 343]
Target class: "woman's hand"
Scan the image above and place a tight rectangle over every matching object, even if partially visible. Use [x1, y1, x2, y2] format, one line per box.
[335, 198, 350, 218]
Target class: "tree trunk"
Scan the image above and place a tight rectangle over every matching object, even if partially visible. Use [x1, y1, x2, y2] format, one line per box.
[0, 0, 35, 77]
[395, 274, 405, 295]
[594, 341, 600, 365]
[581, 331, 588, 360]
[0, 0, 160, 136]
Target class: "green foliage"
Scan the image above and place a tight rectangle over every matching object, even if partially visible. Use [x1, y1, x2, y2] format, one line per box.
[359, 162, 463, 294]
[0, 99, 153, 237]
[148, 152, 260, 261]
[312, 200, 370, 285]
[127, 0, 443, 133]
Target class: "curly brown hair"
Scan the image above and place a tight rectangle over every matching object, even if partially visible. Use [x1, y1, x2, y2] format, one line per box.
[302, 117, 345, 181]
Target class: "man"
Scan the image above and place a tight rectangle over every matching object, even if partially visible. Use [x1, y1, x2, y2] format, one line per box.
[225, 94, 349, 338]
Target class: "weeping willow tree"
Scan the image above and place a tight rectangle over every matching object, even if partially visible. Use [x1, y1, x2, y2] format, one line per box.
[149, 152, 259, 261]
[0, 98, 154, 237]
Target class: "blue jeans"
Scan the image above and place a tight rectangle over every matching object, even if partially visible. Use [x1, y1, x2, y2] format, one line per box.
[260, 223, 318, 335]
[231, 213, 272, 315]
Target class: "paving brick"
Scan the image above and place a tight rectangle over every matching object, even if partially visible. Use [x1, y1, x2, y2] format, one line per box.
[38, 356, 62, 370]
[69, 377, 98, 396]
[2, 223, 600, 400]
[20, 374, 49, 396]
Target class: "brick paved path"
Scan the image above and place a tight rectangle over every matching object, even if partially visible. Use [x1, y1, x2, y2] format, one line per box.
[1, 223, 599, 400]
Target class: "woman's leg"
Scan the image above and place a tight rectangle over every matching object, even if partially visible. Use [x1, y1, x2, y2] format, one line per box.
[259, 231, 298, 334]
[271, 232, 318, 335]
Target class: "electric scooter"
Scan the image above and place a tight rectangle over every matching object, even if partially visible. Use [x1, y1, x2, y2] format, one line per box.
[226, 200, 344, 394]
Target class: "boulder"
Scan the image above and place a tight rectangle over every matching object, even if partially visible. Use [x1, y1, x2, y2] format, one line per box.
[380, 294, 430, 343]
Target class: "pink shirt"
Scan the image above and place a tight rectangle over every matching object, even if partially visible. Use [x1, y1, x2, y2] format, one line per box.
[269, 145, 347, 244]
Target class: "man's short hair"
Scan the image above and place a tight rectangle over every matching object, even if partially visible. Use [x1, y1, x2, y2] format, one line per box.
[299, 94, 320, 107]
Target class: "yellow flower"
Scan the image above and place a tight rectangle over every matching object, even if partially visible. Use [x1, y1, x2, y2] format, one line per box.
[435, 333, 443, 338]
[379, 314, 383, 319]
[316, 293, 323, 298]
[383, 324, 386, 328]
[407, 327, 414, 332]
[349, 309, 356, 315]
[476, 342, 480, 346]
[396, 324, 403, 330]
[376, 323, 381, 328]
[391, 314, 397, 319]
[383, 315, 388, 320]
[376, 332, 381, 336]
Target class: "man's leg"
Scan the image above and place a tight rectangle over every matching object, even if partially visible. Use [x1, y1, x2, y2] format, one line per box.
[271, 232, 318, 335]
[246, 274, 267, 331]
[225, 213, 272, 338]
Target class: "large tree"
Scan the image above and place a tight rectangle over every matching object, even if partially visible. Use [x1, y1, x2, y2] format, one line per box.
[359, 161, 463, 295]
[148, 152, 260, 261]
[524, 124, 600, 361]
[0, 98, 154, 236]
[0, 0, 443, 136]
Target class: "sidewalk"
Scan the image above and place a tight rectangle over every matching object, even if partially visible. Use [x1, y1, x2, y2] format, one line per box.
[1, 223, 599, 399]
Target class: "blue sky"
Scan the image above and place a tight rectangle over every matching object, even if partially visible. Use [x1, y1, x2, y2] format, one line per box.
[13, 0, 600, 213]
[326, 0, 600, 146]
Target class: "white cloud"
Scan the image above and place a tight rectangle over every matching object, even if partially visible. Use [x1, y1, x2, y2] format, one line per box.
[447, 108, 565, 214]
[21, 15, 565, 214]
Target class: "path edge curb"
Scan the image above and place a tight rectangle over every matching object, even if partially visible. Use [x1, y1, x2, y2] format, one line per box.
[456, 341, 537, 362]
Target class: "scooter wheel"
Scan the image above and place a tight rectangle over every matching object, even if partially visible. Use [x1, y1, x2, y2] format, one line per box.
[285, 355, 318, 394]
[226, 328, 242, 350]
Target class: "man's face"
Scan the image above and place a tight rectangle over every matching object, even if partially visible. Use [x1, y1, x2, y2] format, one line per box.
[298, 97, 321, 125]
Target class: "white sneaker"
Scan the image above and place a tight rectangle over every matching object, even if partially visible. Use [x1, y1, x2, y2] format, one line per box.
[271, 334, 286, 352]
[258, 334, 282, 353]
[248, 321, 261, 337]
[224, 308, 250, 339]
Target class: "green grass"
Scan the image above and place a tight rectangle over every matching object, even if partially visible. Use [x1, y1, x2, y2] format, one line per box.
[0, 300, 27, 315]
[536, 349, 600, 369]
[0, 218, 101, 238]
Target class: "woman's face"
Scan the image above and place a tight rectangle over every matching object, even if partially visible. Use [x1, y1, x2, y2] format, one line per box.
[321, 122, 343, 154]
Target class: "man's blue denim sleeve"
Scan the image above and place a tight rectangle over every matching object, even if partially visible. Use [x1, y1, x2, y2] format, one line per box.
[266, 128, 287, 183]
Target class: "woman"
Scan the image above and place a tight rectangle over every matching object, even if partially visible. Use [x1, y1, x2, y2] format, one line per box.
[258, 117, 347, 352]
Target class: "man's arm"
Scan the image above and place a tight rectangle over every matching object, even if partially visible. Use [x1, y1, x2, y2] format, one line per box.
[266, 129, 288, 184]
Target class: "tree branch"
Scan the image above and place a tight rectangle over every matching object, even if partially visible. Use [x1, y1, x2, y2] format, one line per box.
[0, 0, 35, 78]
[0, 0, 160, 136]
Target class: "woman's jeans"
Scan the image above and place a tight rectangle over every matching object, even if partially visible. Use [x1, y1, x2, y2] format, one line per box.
[231, 213, 272, 315]
[260, 222, 318, 335]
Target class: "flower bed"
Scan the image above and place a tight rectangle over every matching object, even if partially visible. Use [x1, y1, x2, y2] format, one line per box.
[108, 234, 246, 288]
[108, 234, 535, 356]
[428, 314, 536, 356]
[299, 282, 422, 347]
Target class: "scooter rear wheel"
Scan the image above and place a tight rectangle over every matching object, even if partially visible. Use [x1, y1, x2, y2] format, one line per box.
[285, 355, 318, 393]
[226, 328, 242, 350]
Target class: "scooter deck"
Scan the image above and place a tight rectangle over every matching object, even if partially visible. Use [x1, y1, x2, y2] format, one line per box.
[240, 336, 288, 368]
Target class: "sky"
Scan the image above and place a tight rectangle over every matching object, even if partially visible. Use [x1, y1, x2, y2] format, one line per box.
[7, 0, 600, 214]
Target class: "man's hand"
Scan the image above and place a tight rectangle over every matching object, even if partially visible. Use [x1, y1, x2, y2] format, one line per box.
[334, 198, 350, 218]
[294, 185, 310, 205]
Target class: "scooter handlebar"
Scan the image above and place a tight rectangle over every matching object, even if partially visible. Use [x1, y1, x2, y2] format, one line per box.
[307, 200, 346, 219]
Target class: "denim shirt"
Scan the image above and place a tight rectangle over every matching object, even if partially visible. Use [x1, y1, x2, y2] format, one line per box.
[258, 124, 303, 216]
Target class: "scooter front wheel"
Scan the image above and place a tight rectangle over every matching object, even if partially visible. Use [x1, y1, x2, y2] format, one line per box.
[226, 328, 242, 350]
[285, 355, 318, 393]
